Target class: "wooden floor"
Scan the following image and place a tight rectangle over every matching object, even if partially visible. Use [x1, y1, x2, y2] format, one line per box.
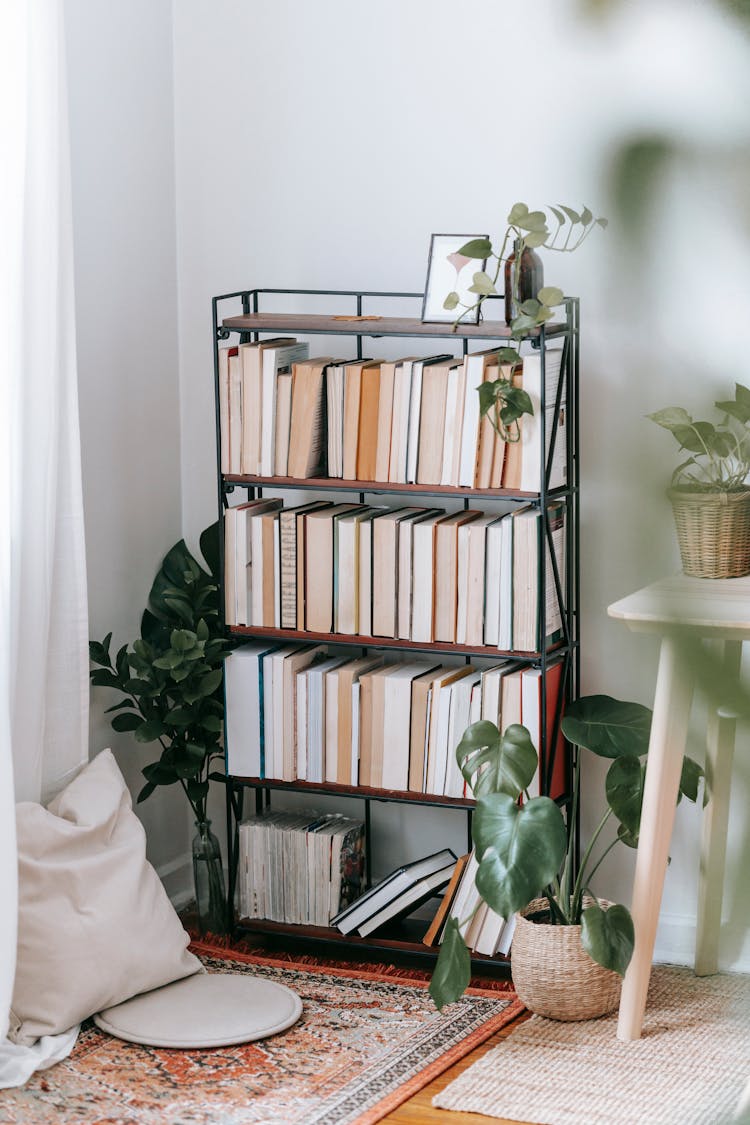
[382, 1009, 534, 1125]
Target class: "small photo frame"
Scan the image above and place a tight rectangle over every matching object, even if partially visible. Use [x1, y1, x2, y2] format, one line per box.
[421, 233, 489, 324]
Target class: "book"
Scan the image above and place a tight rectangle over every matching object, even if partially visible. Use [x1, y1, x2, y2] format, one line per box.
[304, 654, 348, 783]
[457, 513, 499, 647]
[356, 361, 381, 480]
[233, 498, 285, 626]
[239, 337, 295, 475]
[218, 346, 237, 474]
[440, 360, 464, 486]
[406, 355, 451, 483]
[260, 341, 310, 476]
[249, 503, 284, 626]
[335, 507, 383, 634]
[356, 861, 457, 937]
[343, 360, 380, 480]
[326, 362, 346, 477]
[273, 370, 293, 476]
[422, 852, 470, 946]
[397, 508, 442, 639]
[410, 512, 450, 644]
[388, 358, 417, 484]
[474, 361, 498, 489]
[224, 641, 281, 777]
[512, 500, 566, 651]
[375, 361, 397, 482]
[372, 507, 431, 638]
[417, 359, 460, 485]
[287, 357, 333, 478]
[433, 510, 482, 643]
[522, 657, 567, 800]
[304, 503, 363, 632]
[331, 848, 457, 933]
[261, 645, 307, 779]
[408, 664, 451, 792]
[325, 655, 384, 785]
[377, 661, 439, 791]
[228, 349, 243, 475]
[279, 500, 332, 630]
[502, 347, 566, 492]
[279, 645, 326, 781]
[424, 666, 475, 795]
[443, 670, 481, 798]
[459, 350, 498, 487]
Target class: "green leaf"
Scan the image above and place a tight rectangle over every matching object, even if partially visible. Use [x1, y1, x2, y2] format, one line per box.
[519, 299, 541, 317]
[537, 286, 565, 307]
[163, 596, 195, 626]
[516, 210, 547, 233]
[580, 206, 593, 226]
[443, 291, 460, 311]
[581, 901, 634, 976]
[473, 794, 567, 916]
[153, 651, 184, 670]
[196, 618, 210, 643]
[522, 230, 547, 248]
[716, 399, 750, 426]
[111, 712, 143, 733]
[595, 217, 609, 229]
[171, 629, 197, 653]
[679, 755, 704, 803]
[561, 695, 652, 758]
[560, 205, 580, 224]
[549, 206, 565, 226]
[456, 721, 537, 800]
[89, 670, 123, 690]
[496, 347, 522, 366]
[123, 678, 152, 695]
[470, 271, 497, 296]
[142, 761, 180, 785]
[507, 202, 529, 225]
[498, 387, 534, 426]
[647, 407, 694, 430]
[186, 780, 210, 802]
[605, 755, 645, 836]
[136, 781, 157, 803]
[510, 313, 539, 334]
[617, 823, 639, 849]
[201, 714, 224, 733]
[199, 668, 223, 696]
[134, 719, 167, 743]
[457, 238, 492, 259]
[429, 918, 471, 1010]
[199, 522, 221, 584]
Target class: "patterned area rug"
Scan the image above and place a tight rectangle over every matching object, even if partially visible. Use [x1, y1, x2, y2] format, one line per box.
[434, 965, 750, 1125]
[0, 941, 520, 1125]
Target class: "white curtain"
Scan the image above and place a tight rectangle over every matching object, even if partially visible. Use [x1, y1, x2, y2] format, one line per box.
[0, 0, 89, 1056]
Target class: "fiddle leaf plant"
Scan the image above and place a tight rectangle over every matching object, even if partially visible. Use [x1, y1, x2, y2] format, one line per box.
[429, 693, 705, 1011]
[88, 523, 235, 824]
[445, 202, 607, 444]
[648, 382, 750, 492]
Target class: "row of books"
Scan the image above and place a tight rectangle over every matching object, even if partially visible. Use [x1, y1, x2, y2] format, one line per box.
[426, 850, 517, 958]
[224, 497, 566, 652]
[224, 642, 567, 798]
[218, 339, 566, 491]
[237, 811, 364, 926]
[331, 848, 459, 937]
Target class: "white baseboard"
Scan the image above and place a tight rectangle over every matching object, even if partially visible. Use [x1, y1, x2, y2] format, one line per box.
[654, 912, 750, 973]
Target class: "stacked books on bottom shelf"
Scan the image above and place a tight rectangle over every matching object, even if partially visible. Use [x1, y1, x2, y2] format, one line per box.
[237, 811, 364, 925]
[423, 851, 516, 959]
[331, 849, 458, 937]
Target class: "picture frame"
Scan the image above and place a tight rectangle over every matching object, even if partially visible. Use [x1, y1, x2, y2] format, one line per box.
[421, 233, 489, 324]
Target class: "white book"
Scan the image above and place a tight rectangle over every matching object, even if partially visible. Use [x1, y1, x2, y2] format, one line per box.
[356, 862, 456, 938]
[296, 668, 308, 781]
[498, 509, 524, 651]
[228, 351, 243, 475]
[336, 508, 382, 634]
[411, 512, 448, 644]
[358, 515, 377, 637]
[223, 505, 238, 627]
[389, 359, 415, 484]
[405, 360, 426, 484]
[326, 363, 345, 478]
[497, 911, 517, 957]
[455, 518, 472, 645]
[224, 642, 280, 777]
[443, 671, 481, 799]
[239, 341, 262, 475]
[484, 517, 505, 647]
[447, 851, 480, 941]
[381, 661, 437, 792]
[260, 342, 309, 476]
[351, 681, 361, 785]
[518, 347, 566, 493]
[303, 656, 347, 784]
[440, 363, 462, 486]
[458, 351, 494, 487]
[273, 520, 281, 628]
[218, 346, 232, 474]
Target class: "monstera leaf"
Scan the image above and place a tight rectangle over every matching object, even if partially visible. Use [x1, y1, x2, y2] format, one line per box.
[456, 721, 537, 799]
[581, 901, 634, 976]
[473, 794, 567, 918]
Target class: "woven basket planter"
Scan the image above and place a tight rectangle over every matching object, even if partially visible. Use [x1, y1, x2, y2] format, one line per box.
[510, 899, 621, 1021]
[668, 488, 750, 579]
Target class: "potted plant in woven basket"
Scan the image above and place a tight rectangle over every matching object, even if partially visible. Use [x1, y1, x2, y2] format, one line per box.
[429, 695, 705, 1020]
[648, 382, 750, 578]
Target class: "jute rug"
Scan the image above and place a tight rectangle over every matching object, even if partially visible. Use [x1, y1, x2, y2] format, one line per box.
[0, 940, 520, 1125]
[434, 964, 750, 1125]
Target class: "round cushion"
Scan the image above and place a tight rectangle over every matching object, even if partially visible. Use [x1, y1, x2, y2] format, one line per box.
[93, 971, 302, 1048]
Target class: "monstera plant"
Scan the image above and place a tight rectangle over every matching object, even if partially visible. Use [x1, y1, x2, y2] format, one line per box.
[429, 694, 705, 1013]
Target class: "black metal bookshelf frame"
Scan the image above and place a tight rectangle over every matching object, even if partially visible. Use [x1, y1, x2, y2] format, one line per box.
[212, 287, 580, 968]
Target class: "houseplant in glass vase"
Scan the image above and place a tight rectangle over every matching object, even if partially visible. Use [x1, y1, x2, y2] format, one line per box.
[89, 523, 234, 935]
[649, 382, 750, 578]
[429, 695, 705, 1019]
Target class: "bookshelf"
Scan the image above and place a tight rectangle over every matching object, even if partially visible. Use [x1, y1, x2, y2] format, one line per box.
[213, 287, 580, 970]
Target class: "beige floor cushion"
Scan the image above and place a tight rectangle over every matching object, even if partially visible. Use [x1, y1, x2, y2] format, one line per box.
[93, 972, 303, 1047]
[10, 749, 201, 1045]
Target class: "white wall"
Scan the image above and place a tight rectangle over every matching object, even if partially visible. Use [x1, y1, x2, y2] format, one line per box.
[65, 0, 191, 894]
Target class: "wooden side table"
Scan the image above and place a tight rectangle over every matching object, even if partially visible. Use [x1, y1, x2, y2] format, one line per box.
[608, 574, 748, 1041]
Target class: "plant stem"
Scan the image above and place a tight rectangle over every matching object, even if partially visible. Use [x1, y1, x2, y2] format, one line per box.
[584, 836, 621, 887]
[571, 805, 613, 919]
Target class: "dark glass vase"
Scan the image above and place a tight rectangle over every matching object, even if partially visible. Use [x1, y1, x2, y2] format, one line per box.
[192, 819, 228, 936]
[504, 238, 544, 325]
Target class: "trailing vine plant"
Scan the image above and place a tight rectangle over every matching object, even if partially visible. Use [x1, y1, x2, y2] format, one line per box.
[444, 203, 607, 443]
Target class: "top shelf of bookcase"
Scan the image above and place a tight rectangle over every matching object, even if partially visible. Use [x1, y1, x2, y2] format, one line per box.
[221, 311, 569, 341]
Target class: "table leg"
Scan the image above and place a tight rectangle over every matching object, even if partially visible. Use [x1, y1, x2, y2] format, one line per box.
[617, 634, 695, 1042]
[694, 639, 742, 976]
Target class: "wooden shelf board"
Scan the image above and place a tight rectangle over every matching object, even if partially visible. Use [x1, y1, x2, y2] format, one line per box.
[222, 311, 567, 341]
[223, 473, 558, 501]
[227, 624, 548, 660]
[226, 775, 475, 809]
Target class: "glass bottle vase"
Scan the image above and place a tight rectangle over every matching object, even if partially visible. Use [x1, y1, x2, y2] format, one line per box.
[504, 238, 544, 325]
[192, 819, 228, 936]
